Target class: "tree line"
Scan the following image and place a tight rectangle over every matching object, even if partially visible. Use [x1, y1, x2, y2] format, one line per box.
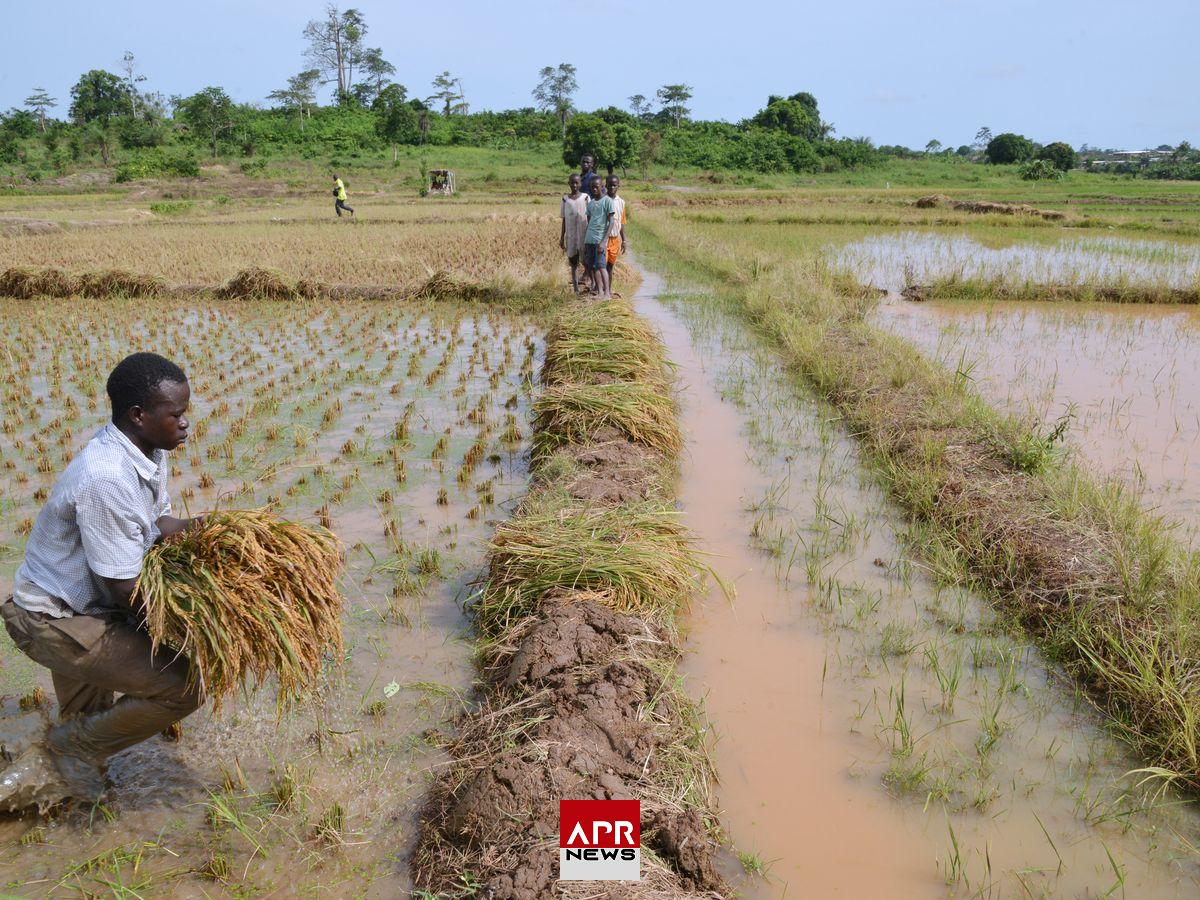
[2, 4, 1194, 182]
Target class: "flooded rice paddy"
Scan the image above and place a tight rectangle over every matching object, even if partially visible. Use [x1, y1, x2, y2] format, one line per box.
[641, 268, 1200, 896]
[834, 232, 1200, 292]
[825, 229, 1200, 531]
[875, 299, 1200, 532]
[0, 297, 540, 895]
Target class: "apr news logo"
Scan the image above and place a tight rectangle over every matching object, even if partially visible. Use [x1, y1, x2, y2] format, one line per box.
[559, 799, 640, 881]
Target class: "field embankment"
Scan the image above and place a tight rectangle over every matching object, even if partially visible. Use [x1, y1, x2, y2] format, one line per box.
[0, 264, 565, 311]
[633, 213, 1200, 788]
[413, 298, 727, 898]
[901, 274, 1200, 305]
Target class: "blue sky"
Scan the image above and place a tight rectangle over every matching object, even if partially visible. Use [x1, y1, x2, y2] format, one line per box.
[5, 0, 1196, 149]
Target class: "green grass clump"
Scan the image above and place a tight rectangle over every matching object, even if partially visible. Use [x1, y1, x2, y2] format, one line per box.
[916, 274, 1200, 305]
[135, 508, 344, 707]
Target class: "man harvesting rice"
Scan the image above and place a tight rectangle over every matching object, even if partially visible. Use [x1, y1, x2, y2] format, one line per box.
[0, 353, 202, 808]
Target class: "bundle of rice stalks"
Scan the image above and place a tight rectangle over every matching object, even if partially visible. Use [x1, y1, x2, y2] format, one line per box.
[217, 267, 298, 301]
[413, 271, 500, 303]
[135, 509, 344, 706]
[542, 300, 671, 386]
[478, 495, 703, 632]
[295, 277, 325, 299]
[76, 269, 166, 298]
[532, 381, 682, 459]
[0, 266, 78, 299]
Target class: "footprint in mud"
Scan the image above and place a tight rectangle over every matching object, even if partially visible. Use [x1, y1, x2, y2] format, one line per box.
[104, 739, 206, 809]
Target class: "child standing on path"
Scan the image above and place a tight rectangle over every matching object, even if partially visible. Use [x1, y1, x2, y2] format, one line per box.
[584, 176, 615, 298]
[560, 173, 589, 294]
[333, 175, 354, 217]
[579, 153, 600, 200]
[605, 175, 627, 292]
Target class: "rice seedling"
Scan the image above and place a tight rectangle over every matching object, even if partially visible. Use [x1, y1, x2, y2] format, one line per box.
[18, 686, 47, 711]
[134, 509, 344, 707]
[75, 270, 166, 298]
[194, 853, 231, 881]
[267, 764, 300, 812]
[313, 803, 346, 845]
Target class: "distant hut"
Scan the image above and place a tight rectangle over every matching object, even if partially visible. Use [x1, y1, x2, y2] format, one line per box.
[428, 170, 456, 196]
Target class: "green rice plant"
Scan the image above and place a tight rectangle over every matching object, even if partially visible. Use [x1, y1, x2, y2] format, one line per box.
[918, 274, 1200, 306]
[531, 381, 682, 459]
[477, 492, 703, 632]
[313, 803, 346, 845]
[737, 849, 774, 878]
[1073, 621, 1200, 778]
[135, 509, 344, 707]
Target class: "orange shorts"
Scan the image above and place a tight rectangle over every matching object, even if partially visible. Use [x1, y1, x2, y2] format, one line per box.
[607, 236, 621, 265]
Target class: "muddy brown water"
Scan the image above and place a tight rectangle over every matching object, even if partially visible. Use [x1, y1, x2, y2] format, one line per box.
[0, 299, 540, 895]
[635, 272, 940, 896]
[874, 298, 1200, 532]
[634, 264, 1200, 896]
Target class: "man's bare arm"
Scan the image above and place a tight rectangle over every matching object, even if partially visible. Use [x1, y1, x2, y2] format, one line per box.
[100, 574, 140, 611]
[156, 515, 200, 540]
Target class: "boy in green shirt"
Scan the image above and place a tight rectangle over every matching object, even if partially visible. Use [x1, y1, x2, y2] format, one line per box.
[584, 177, 615, 297]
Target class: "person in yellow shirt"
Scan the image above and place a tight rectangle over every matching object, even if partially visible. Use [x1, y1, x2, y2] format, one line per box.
[332, 175, 354, 217]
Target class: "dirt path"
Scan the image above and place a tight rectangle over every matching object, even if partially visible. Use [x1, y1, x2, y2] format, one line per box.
[631, 265, 943, 897]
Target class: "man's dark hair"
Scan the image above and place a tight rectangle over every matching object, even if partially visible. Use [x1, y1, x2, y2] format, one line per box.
[106, 353, 187, 422]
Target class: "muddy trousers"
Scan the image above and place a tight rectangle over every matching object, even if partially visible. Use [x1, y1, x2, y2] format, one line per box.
[335, 199, 354, 216]
[1, 600, 201, 765]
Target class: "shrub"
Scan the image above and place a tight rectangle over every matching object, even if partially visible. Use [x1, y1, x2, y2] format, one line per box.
[1019, 159, 1064, 181]
[114, 150, 200, 182]
[149, 200, 194, 215]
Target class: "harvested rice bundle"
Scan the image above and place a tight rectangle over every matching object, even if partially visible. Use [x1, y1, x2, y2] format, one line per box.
[0, 266, 78, 299]
[542, 300, 671, 386]
[479, 495, 703, 632]
[531, 381, 682, 459]
[217, 267, 298, 300]
[76, 269, 165, 298]
[135, 509, 344, 707]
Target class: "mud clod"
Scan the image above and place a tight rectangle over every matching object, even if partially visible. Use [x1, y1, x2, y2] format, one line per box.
[645, 808, 725, 892]
[499, 598, 659, 687]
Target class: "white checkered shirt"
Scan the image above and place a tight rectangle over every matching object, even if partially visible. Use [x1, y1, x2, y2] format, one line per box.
[13, 424, 172, 617]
